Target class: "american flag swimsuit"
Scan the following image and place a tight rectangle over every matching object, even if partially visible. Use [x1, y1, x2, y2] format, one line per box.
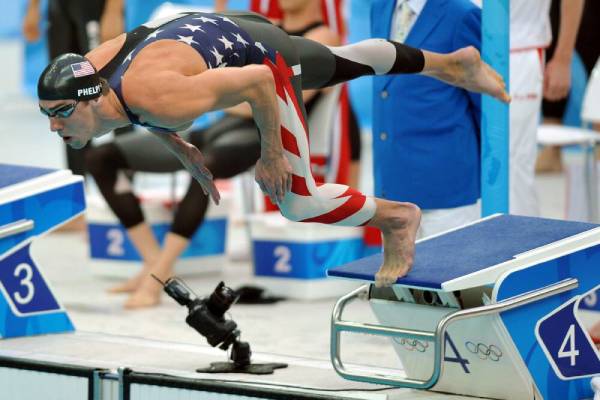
[106, 11, 376, 227]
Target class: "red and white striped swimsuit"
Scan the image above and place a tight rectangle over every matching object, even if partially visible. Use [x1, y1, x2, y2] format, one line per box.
[263, 53, 375, 226]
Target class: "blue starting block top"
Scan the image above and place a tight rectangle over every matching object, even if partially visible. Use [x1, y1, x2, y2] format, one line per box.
[0, 163, 86, 257]
[0, 164, 84, 339]
[0, 163, 57, 190]
[328, 214, 599, 289]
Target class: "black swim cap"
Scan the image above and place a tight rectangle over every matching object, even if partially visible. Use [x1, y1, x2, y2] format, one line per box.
[38, 53, 103, 101]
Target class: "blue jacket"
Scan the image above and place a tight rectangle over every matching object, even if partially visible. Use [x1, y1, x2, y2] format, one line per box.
[371, 0, 481, 209]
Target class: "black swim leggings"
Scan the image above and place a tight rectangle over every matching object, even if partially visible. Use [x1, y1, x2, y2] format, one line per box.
[86, 116, 260, 238]
[226, 11, 425, 123]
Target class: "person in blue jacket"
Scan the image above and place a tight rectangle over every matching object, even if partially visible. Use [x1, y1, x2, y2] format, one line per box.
[371, 0, 482, 238]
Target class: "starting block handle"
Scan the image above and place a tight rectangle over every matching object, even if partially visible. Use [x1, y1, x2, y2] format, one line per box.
[331, 278, 579, 389]
[0, 220, 35, 240]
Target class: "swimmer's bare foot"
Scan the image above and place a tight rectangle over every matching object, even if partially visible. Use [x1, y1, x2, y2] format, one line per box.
[107, 272, 145, 294]
[370, 200, 421, 287]
[124, 275, 163, 309]
[425, 46, 511, 103]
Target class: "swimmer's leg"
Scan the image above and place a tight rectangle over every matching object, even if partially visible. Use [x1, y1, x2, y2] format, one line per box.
[256, 57, 421, 286]
[292, 36, 510, 102]
[125, 118, 262, 308]
[227, 14, 424, 285]
[85, 143, 164, 294]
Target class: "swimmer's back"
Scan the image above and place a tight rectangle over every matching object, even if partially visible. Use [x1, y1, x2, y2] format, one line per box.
[86, 33, 209, 79]
[83, 12, 271, 131]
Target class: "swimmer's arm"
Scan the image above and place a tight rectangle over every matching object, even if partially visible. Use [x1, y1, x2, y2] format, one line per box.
[214, 0, 227, 12]
[137, 65, 282, 158]
[133, 65, 291, 203]
[544, 0, 584, 100]
[23, 0, 41, 42]
[149, 130, 221, 204]
[100, 0, 124, 42]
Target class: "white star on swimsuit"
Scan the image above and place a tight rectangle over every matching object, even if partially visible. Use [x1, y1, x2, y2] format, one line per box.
[210, 46, 224, 65]
[181, 24, 204, 33]
[219, 16, 237, 26]
[122, 50, 134, 64]
[193, 16, 218, 25]
[255, 41, 267, 54]
[144, 29, 163, 41]
[233, 32, 249, 47]
[218, 35, 234, 50]
[217, 62, 228, 68]
[177, 35, 199, 46]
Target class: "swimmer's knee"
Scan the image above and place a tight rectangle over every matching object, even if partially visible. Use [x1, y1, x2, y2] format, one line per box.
[280, 212, 301, 223]
[278, 203, 304, 223]
[85, 146, 107, 177]
[199, 151, 222, 178]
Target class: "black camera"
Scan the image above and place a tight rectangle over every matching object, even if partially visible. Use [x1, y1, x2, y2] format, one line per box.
[162, 278, 250, 366]
[157, 276, 286, 374]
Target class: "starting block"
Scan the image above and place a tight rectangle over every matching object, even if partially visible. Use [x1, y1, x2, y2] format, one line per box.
[0, 163, 85, 339]
[86, 179, 229, 278]
[249, 213, 364, 299]
[328, 214, 600, 400]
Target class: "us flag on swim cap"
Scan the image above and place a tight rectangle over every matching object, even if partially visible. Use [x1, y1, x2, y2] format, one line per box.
[70, 61, 95, 78]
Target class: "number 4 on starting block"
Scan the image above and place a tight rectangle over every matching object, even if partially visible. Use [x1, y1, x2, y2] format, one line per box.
[535, 286, 600, 380]
[0, 239, 74, 339]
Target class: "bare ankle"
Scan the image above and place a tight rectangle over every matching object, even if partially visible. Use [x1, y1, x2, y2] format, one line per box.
[371, 200, 421, 233]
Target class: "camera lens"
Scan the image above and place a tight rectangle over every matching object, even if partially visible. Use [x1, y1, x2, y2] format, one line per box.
[207, 282, 240, 317]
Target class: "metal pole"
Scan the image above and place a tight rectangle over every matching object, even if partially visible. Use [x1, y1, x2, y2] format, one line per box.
[0, 220, 34, 240]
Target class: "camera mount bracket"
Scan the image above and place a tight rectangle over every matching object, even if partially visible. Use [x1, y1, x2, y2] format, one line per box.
[158, 276, 289, 376]
[196, 362, 288, 375]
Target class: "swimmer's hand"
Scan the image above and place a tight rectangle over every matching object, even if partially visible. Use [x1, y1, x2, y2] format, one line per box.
[255, 153, 292, 204]
[184, 145, 221, 205]
[152, 131, 220, 205]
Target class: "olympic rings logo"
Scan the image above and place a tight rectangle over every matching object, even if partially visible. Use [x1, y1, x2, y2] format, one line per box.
[465, 341, 503, 361]
[584, 292, 597, 307]
[393, 338, 429, 352]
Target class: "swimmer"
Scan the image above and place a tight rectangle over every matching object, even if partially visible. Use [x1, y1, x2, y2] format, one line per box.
[87, 0, 356, 309]
[37, 11, 509, 291]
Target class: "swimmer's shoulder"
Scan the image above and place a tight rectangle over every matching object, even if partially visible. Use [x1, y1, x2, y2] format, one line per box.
[125, 39, 209, 77]
[116, 40, 209, 107]
[86, 34, 127, 71]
